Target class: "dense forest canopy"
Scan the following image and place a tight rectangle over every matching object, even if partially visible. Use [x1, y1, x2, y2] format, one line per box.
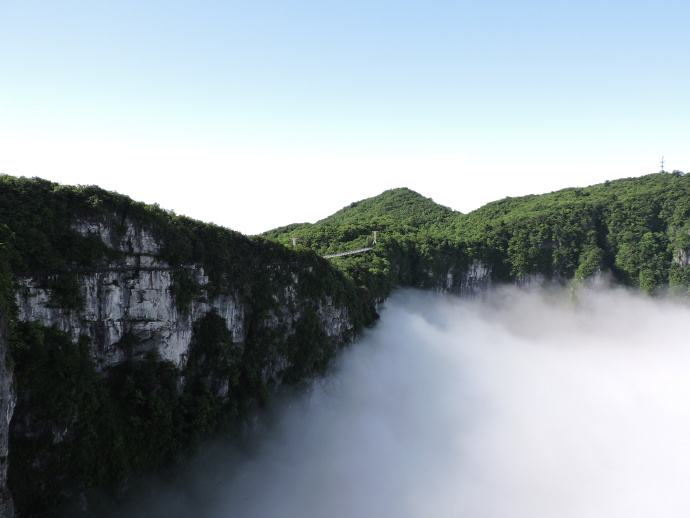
[266, 172, 690, 296]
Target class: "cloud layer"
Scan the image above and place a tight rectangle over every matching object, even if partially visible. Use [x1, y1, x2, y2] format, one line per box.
[116, 287, 690, 518]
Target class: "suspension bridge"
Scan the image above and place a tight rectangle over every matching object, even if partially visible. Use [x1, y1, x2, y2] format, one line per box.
[292, 231, 379, 259]
[322, 247, 374, 259]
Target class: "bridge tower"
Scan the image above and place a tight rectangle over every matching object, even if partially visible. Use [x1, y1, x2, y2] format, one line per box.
[291, 237, 298, 248]
[372, 231, 378, 245]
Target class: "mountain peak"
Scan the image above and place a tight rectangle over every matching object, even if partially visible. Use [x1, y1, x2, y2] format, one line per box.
[319, 187, 456, 226]
[263, 186, 458, 252]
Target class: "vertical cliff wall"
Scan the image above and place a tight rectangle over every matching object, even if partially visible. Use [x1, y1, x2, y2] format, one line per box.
[13, 219, 358, 372]
[0, 202, 373, 515]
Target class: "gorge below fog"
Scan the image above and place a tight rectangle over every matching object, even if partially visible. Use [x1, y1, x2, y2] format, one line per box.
[108, 287, 690, 518]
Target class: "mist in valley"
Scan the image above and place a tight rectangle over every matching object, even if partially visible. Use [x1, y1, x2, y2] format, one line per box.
[113, 287, 690, 518]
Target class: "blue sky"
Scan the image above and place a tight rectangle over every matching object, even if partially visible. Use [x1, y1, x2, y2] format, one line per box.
[1, 1, 689, 233]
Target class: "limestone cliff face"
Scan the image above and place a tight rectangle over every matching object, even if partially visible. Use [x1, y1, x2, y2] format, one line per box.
[674, 247, 690, 267]
[445, 261, 492, 295]
[5, 217, 360, 516]
[440, 262, 558, 295]
[15, 262, 244, 368]
[14, 219, 353, 371]
[440, 261, 576, 295]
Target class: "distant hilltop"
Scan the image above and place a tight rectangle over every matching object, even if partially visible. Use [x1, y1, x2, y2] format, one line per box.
[266, 171, 690, 296]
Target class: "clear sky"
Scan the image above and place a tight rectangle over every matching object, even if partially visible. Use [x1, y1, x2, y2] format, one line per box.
[1, 0, 688, 234]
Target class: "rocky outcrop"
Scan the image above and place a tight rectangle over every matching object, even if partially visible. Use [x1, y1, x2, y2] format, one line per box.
[454, 261, 492, 295]
[514, 272, 547, 288]
[15, 262, 244, 368]
[674, 248, 689, 267]
[419, 259, 492, 296]
[14, 219, 353, 373]
[70, 218, 161, 255]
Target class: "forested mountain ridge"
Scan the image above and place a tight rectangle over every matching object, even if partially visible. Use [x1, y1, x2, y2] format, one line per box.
[0, 171, 688, 516]
[267, 172, 690, 297]
[265, 188, 458, 252]
[453, 172, 690, 291]
[264, 187, 471, 298]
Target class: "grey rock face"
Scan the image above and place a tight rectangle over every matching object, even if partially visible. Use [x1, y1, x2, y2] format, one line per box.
[15, 264, 245, 368]
[456, 261, 492, 295]
[70, 219, 161, 255]
[15, 217, 250, 368]
[434, 261, 492, 296]
[14, 217, 354, 373]
[514, 272, 547, 288]
[674, 248, 689, 267]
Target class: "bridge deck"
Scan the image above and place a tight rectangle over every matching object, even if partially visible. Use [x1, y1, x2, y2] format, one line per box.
[322, 247, 374, 259]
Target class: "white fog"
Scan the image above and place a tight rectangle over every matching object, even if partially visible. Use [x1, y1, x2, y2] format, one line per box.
[114, 287, 690, 518]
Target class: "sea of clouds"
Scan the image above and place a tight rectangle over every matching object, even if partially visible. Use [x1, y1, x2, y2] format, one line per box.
[113, 286, 690, 518]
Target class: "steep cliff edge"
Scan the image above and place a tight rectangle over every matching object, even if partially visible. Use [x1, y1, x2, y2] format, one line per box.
[0, 176, 375, 516]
